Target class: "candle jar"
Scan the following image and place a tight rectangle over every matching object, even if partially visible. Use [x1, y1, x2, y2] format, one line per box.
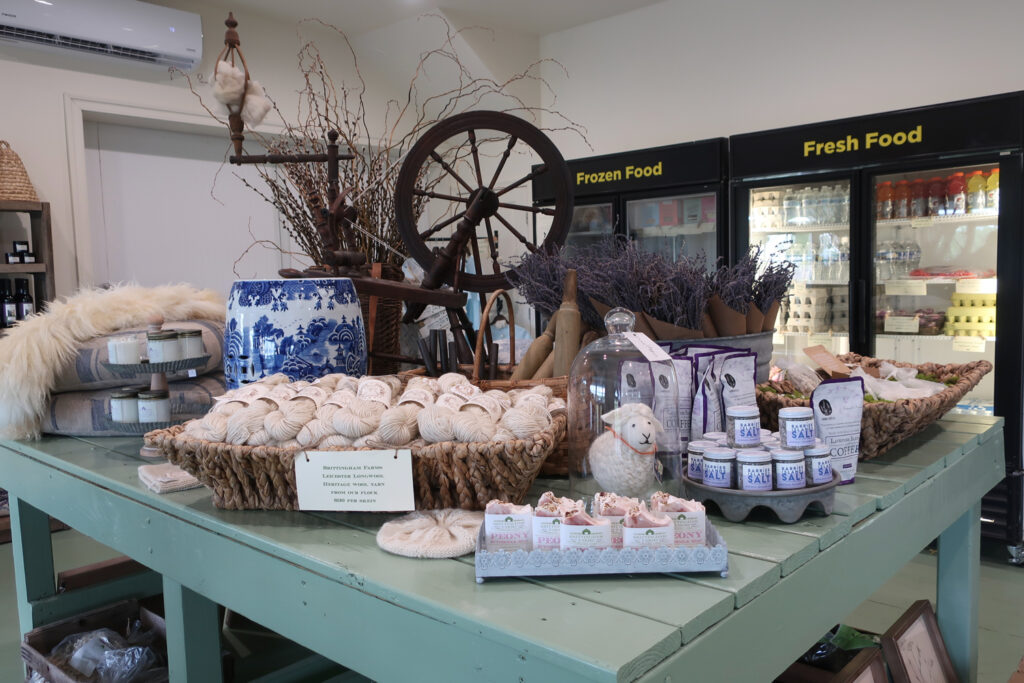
[178, 329, 205, 358]
[804, 443, 834, 486]
[686, 439, 717, 482]
[107, 336, 141, 365]
[138, 389, 171, 423]
[778, 406, 815, 449]
[771, 449, 807, 490]
[147, 330, 181, 363]
[702, 447, 736, 489]
[109, 387, 140, 423]
[725, 405, 762, 449]
[703, 431, 727, 443]
[737, 450, 773, 491]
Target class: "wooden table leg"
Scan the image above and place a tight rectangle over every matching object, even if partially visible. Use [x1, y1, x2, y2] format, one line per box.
[937, 500, 980, 683]
[163, 576, 223, 683]
[10, 497, 55, 635]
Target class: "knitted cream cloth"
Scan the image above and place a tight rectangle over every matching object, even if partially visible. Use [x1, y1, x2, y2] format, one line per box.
[138, 463, 202, 494]
[376, 509, 483, 559]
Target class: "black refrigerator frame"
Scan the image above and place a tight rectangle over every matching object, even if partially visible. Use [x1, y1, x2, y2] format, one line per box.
[729, 92, 1024, 547]
[532, 138, 730, 260]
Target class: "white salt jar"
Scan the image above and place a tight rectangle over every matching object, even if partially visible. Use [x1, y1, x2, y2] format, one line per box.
[147, 330, 181, 363]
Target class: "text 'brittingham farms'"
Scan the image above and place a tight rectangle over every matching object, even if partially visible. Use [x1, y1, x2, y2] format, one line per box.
[576, 162, 663, 185]
[803, 125, 922, 157]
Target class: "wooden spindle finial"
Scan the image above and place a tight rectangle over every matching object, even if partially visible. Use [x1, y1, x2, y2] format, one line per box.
[224, 12, 240, 47]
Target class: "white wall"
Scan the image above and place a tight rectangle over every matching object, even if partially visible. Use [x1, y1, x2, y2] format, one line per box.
[540, 0, 1024, 158]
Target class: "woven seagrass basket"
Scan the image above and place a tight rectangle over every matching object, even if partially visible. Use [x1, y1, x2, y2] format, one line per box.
[756, 353, 992, 461]
[145, 413, 565, 511]
[0, 141, 39, 202]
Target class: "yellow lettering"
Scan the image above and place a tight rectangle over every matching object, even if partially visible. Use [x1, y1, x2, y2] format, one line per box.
[865, 131, 879, 149]
[652, 161, 662, 176]
[824, 141, 835, 154]
[847, 134, 859, 151]
[836, 139, 847, 153]
[612, 169, 622, 181]
[576, 171, 586, 185]
[893, 131, 906, 144]
[908, 125, 922, 143]
[803, 140, 816, 157]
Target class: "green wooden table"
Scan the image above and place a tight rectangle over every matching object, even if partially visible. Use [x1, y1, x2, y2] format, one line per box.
[0, 416, 1004, 682]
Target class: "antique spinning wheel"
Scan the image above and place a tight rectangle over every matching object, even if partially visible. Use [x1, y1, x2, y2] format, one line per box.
[394, 110, 573, 294]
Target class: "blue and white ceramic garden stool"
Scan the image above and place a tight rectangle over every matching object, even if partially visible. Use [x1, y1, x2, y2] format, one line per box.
[224, 278, 367, 389]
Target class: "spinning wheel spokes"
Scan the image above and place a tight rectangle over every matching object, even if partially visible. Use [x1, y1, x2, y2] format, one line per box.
[395, 111, 572, 293]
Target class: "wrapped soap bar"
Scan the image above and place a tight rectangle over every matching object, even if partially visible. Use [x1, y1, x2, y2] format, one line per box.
[650, 491, 706, 547]
[622, 502, 673, 548]
[533, 492, 581, 550]
[484, 500, 533, 551]
[559, 509, 612, 550]
[593, 492, 640, 549]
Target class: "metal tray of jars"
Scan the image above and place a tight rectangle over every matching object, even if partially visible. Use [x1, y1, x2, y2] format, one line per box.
[474, 519, 728, 583]
[101, 356, 210, 377]
[682, 472, 840, 524]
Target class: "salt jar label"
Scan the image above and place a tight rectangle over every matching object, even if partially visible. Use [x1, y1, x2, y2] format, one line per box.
[485, 512, 532, 551]
[702, 461, 732, 488]
[784, 420, 815, 447]
[687, 454, 703, 481]
[671, 511, 706, 547]
[596, 514, 625, 549]
[739, 463, 772, 491]
[806, 456, 834, 485]
[560, 523, 612, 550]
[733, 418, 760, 446]
[356, 379, 392, 407]
[532, 516, 562, 550]
[622, 525, 673, 549]
[776, 462, 806, 489]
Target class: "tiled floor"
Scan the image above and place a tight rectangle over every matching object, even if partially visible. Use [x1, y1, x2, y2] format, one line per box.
[0, 530, 1021, 681]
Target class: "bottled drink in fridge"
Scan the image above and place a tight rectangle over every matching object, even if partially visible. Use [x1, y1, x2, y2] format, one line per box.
[946, 172, 966, 215]
[875, 242, 891, 281]
[876, 181, 893, 220]
[839, 187, 850, 224]
[893, 180, 911, 219]
[783, 187, 800, 225]
[838, 237, 850, 282]
[928, 177, 946, 216]
[966, 170, 987, 213]
[905, 232, 922, 275]
[910, 178, 927, 217]
[890, 228, 907, 279]
[805, 240, 817, 281]
[987, 168, 1000, 212]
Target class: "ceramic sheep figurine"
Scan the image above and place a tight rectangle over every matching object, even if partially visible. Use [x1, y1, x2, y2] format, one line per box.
[588, 403, 664, 498]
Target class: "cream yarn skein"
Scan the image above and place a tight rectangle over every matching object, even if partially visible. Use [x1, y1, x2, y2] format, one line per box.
[500, 403, 551, 439]
[418, 405, 456, 443]
[265, 396, 317, 442]
[451, 405, 497, 442]
[376, 404, 420, 446]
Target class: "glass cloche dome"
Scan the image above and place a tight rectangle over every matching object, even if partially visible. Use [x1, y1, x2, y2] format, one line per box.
[567, 308, 683, 501]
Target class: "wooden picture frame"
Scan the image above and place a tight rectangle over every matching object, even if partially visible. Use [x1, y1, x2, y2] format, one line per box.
[833, 648, 888, 683]
[881, 599, 959, 683]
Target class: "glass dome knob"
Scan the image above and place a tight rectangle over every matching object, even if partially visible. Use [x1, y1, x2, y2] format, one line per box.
[604, 308, 635, 334]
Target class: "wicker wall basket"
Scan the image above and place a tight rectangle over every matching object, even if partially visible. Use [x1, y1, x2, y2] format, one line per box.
[756, 353, 992, 461]
[0, 141, 39, 202]
[145, 413, 565, 511]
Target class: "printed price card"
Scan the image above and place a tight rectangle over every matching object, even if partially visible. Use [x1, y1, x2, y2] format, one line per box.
[885, 280, 928, 296]
[884, 316, 920, 334]
[623, 332, 672, 362]
[294, 449, 414, 511]
[955, 278, 997, 295]
[910, 218, 931, 229]
[952, 336, 987, 353]
[808, 333, 832, 347]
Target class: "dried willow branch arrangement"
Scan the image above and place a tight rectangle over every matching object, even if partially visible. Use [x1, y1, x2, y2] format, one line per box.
[178, 13, 587, 268]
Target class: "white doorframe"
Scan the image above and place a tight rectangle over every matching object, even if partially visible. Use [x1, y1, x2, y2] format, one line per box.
[62, 93, 283, 287]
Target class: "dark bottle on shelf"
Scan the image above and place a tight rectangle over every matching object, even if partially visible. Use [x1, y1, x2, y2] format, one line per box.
[0, 280, 14, 328]
[13, 278, 34, 321]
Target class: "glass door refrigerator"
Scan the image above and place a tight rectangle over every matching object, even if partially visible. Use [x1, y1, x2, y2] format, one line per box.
[730, 92, 1024, 553]
[532, 138, 728, 263]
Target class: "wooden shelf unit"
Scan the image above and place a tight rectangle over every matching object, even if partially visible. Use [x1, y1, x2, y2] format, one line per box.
[0, 199, 55, 307]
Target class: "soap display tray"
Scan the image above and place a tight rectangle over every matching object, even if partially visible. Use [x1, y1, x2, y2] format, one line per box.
[682, 471, 840, 524]
[474, 519, 728, 583]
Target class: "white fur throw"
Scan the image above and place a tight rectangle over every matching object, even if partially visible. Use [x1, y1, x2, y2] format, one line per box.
[0, 284, 224, 440]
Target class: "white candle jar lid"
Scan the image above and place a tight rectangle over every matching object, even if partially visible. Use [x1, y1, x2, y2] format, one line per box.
[703, 431, 727, 441]
[703, 447, 737, 461]
[804, 444, 831, 456]
[687, 440, 719, 453]
[737, 451, 772, 464]
[770, 448, 805, 461]
[726, 405, 760, 418]
[778, 407, 813, 419]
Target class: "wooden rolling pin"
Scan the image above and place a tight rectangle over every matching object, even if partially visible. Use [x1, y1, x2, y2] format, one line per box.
[553, 269, 582, 376]
[511, 314, 557, 380]
[532, 349, 555, 379]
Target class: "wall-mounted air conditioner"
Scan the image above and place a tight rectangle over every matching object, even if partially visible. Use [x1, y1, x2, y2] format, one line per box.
[0, 0, 202, 71]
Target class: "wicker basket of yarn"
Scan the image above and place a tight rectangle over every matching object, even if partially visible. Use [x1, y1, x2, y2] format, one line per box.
[0, 141, 39, 202]
[145, 372, 565, 511]
[756, 353, 992, 461]
[402, 289, 571, 476]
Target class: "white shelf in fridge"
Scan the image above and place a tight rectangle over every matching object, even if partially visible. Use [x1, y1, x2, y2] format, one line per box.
[877, 212, 998, 229]
[792, 281, 848, 287]
[875, 277, 996, 289]
[775, 332, 850, 338]
[876, 334, 995, 342]
[632, 222, 716, 237]
[751, 222, 850, 234]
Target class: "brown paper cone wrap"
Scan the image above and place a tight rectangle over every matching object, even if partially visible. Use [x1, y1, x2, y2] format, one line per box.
[701, 313, 718, 338]
[761, 301, 780, 332]
[641, 312, 703, 341]
[745, 306, 765, 334]
[707, 295, 747, 337]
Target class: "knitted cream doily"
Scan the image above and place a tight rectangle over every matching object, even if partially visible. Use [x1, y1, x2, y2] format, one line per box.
[376, 509, 484, 559]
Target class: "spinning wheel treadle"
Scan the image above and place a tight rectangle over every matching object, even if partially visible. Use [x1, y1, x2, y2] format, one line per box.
[395, 111, 573, 294]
